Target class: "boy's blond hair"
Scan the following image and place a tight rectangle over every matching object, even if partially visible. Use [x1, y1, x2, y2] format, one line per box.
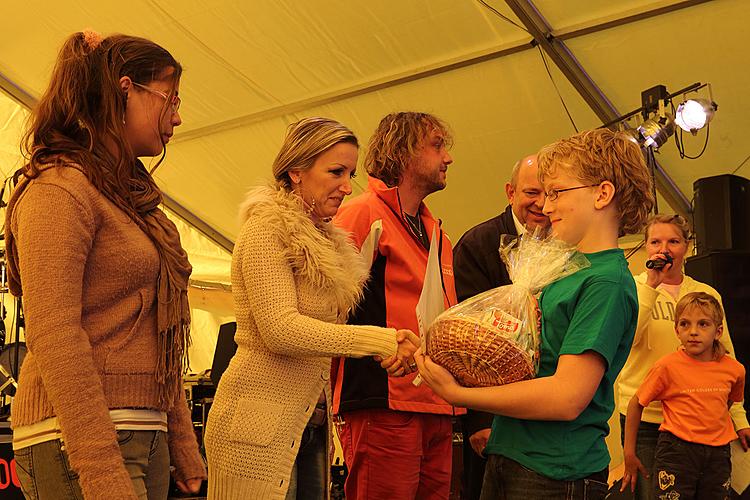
[674, 291, 727, 358]
[537, 128, 655, 236]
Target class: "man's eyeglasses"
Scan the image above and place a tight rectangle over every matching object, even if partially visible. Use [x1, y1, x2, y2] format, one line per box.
[132, 82, 181, 113]
[544, 184, 600, 202]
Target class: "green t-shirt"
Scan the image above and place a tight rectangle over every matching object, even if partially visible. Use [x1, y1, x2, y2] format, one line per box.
[484, 248, 638, 480]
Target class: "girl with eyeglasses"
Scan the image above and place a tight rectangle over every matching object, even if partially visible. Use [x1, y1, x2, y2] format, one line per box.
[616, 214, 749, 500]
[4, 31, 205, 499]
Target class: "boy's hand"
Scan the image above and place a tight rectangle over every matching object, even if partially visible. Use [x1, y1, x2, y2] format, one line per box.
[413, 348, 461, 403]
[469, 428, 492, 456]
[620, 453, 649, 493]
[737, 427, 750, 451]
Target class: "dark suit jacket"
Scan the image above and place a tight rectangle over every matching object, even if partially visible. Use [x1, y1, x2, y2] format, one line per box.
[452, 204, 518, 435]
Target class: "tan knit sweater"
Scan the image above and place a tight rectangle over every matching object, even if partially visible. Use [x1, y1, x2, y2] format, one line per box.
[204, 186, 398, 500]
[6, 167, 206, 499]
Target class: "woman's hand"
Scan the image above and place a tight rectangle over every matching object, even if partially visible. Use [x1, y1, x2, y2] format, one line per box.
[176, 477, 203, 494]
[645, 252, 673, 288]
[737, 427, 750, 451]
[413, 348, 462, 404]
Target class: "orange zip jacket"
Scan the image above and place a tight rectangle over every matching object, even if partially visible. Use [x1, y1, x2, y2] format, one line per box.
[331, 176, 463, 415]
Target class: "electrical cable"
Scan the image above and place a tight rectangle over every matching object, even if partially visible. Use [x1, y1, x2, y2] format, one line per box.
[624, 239, 645, 261]
[475, 0, 579, 133]
[536, 46, 579, 133]
[475, 0, 531, 34]
[730, 152, 750, 175]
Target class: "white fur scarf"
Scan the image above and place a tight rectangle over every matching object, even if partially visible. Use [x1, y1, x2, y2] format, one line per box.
[238, 186, 369, 319]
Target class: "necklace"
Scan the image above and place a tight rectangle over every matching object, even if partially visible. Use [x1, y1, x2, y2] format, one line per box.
[404, 213, 424, 239]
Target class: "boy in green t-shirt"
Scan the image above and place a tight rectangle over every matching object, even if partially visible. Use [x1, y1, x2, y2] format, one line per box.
[416, 128, 655, 500]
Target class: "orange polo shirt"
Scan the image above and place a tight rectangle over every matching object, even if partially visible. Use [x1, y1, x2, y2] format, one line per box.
[637, 349, 745, 446]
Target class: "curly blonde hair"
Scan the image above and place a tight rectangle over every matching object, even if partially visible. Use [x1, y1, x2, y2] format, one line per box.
[537, 128, 655, 236]
[365, 112, 452, 187]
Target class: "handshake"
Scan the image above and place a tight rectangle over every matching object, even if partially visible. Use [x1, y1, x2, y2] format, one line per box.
[374, 330, 421, 377]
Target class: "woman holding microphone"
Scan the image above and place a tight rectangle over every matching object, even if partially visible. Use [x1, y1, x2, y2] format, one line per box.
[616, 214, 750, 499]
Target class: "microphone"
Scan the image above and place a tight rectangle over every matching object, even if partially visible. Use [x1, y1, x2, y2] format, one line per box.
[646, 253, 673, 270]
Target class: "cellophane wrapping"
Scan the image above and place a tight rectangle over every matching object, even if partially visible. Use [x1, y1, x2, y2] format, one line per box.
[426, 228, 589, 387]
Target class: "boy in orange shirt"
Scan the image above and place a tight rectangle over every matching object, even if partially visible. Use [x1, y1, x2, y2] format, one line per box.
[622, 291, 745, 499]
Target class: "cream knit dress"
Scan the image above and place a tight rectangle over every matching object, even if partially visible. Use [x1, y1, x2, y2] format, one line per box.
[204, 186, 398, 499]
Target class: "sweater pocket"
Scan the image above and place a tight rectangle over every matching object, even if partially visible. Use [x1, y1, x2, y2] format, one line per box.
[228, 399, 284, 446]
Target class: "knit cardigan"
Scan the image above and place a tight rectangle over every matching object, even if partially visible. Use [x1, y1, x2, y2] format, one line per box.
[5, 166, 206, 499]
[204, 186, 398, 500]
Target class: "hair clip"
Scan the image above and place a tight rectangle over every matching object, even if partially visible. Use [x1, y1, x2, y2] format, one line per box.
[82, 30, 103, 52]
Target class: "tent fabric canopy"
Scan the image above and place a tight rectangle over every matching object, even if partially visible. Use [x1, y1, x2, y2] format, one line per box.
[2, 0, 749, 371]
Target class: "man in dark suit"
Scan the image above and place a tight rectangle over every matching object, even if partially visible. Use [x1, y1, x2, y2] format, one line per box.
[452, 154, 549, 499]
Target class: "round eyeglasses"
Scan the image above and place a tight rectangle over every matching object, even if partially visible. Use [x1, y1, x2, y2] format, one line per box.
[544, 184, 600, 202]
[131, 81, 181, 113]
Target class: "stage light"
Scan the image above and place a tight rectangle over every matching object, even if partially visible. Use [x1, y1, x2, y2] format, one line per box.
[638, 114, 675, 149]
[675, 98, 717, 133]
[620, 127, 641, 145]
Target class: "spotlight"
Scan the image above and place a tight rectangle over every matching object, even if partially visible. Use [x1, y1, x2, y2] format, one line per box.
[620, 128, 642, 145]
[638, 114, 675, 149]
[675, 99, 717, 133]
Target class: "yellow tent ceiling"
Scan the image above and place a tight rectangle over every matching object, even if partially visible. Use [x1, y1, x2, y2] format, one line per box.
[4, 0, 748, 248]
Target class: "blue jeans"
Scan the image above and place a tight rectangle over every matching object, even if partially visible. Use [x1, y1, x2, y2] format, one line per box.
[653, 431, 731, 500]
[479, 455, 609, 500]
[619, 413, 660, 500]
[13, 430, 169, 500]
[285, 424, 326, 500]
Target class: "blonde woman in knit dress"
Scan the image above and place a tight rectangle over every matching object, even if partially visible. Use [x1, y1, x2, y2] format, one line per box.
[204, 117, 420, 499]
[4, 32, 206, 499]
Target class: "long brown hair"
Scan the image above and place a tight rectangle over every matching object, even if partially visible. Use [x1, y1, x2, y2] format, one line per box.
[21, 31, 182, 219]
[16, 31, 190, 405]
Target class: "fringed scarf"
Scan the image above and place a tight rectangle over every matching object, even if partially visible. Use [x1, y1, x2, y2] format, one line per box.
[5, 160, 192, 407]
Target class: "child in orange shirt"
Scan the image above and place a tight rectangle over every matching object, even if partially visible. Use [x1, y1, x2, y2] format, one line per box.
[622, 291, 745, 499]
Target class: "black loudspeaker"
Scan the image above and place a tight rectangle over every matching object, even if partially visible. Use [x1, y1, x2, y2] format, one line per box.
[209, 322, 237, 387]
[685, 251, 750, 399]
[693, 174, 750, 254]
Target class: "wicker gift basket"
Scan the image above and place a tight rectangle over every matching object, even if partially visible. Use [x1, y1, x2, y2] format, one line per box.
[427, 228, 589, 387]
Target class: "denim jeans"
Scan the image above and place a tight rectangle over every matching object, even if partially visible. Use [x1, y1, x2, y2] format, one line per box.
[619, 413, 660, 500]
[285, 424, 326, 500]
[479, 454, 609, 500]
[13, 430, 169, 500]
[653, 431, 731, 500]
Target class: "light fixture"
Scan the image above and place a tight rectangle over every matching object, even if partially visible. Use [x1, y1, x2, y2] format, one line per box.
[620, 127, 641, 145]
[674, 98, 717, 134]
[638, 114, 676, 149]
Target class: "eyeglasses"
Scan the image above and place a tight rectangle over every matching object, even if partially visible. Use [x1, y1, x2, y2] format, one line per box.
[544, 184, 600, 202]
[131, 82, 181, 113]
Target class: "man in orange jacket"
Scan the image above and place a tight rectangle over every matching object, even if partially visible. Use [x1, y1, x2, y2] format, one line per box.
[332, 112, 462, 499]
